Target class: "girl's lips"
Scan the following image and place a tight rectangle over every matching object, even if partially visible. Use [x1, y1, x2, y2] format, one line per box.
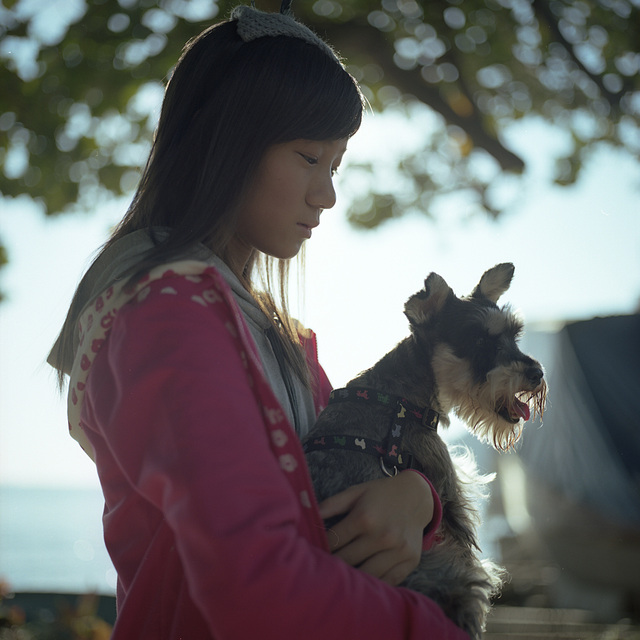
[297, 222, 317, 238]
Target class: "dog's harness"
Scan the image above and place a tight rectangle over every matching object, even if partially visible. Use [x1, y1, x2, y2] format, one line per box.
[303, 387, 439, 477]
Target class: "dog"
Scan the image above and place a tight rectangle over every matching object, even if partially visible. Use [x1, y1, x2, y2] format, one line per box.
[303, 263, 547, 639]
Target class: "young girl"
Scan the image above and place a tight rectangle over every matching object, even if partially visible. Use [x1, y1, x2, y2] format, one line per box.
[49, 4, 469, 638]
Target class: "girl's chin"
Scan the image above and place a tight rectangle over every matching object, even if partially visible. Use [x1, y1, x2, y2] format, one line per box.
[262, 243, 304, 261]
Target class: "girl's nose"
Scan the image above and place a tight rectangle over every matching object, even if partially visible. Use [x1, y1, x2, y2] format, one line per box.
[307, 174, 337, 210]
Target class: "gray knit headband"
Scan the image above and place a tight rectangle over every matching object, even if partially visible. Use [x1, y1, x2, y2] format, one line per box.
[231, 4, 340, 63]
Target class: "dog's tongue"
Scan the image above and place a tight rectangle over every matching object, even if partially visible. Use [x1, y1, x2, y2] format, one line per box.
[513, 398, 530, 421]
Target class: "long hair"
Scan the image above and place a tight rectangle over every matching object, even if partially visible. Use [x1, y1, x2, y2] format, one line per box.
[51, 14, 364, 387]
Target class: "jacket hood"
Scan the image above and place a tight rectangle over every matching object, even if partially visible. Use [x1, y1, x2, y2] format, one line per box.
[48, 229, 270, 374]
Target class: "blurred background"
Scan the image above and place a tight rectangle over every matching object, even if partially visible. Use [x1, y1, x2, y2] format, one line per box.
[1, 0, 639, 636]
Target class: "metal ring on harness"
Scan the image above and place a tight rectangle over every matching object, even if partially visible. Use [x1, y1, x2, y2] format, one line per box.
[379, 457, 399, 477]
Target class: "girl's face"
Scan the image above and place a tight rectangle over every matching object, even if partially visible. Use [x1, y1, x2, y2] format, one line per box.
[230, 138, 348, 268]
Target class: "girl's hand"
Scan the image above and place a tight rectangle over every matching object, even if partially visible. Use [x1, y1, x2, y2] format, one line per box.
[317, 470, 434, 586]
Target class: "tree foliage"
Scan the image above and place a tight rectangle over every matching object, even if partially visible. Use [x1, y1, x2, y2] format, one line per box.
[0, 0, 638, 232]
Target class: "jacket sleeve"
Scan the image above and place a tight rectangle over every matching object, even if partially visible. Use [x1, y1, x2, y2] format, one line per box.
[85, 276, 469, 640]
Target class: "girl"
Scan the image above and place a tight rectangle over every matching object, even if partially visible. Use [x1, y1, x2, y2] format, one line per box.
[49, 4, 469, 638]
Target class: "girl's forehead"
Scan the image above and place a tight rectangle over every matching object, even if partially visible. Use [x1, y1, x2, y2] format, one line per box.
[296, 138, 349, 154]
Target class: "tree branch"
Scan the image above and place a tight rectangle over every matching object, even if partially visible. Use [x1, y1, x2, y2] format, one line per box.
[532, 0, 623, 112]
[321, 21, 525, 173]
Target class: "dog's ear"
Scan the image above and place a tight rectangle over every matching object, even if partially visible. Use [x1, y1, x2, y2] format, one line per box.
[471, 263, 514, 304]
[404, 273, 452, 326]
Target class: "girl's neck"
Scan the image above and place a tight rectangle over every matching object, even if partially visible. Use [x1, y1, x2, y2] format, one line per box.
[224, 235, 254, 285]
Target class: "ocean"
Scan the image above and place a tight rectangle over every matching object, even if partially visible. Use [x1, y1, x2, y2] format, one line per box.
[0, 485, 116, 594]
[0, 449, 501, 597]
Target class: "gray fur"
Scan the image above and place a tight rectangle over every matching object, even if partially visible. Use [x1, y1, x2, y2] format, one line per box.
[304, 264, 547, 639]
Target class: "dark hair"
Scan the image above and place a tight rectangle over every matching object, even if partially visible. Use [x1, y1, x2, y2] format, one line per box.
[50, 14, 364, 385]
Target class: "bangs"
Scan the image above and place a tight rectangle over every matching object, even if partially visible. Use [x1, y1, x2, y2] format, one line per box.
[234, 35, 365, 144]
[284, 71, 364, 142]
[278, 42, 364, 141]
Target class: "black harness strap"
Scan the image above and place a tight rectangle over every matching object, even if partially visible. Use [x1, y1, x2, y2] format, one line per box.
[303, 387, 439, 475]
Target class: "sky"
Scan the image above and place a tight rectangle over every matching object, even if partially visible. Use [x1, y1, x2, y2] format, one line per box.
[0, 111, 639, 489]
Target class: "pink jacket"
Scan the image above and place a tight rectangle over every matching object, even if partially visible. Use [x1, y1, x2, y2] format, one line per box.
[72, 262, 468, 639]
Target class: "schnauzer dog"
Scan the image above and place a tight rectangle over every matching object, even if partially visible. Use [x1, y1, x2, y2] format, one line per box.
[303, 263, 547, 639]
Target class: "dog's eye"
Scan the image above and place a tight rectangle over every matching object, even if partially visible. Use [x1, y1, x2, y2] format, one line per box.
[476, 337, 486, 347]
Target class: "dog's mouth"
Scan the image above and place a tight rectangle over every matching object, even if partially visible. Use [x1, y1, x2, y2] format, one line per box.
[497, 396, 530, 423]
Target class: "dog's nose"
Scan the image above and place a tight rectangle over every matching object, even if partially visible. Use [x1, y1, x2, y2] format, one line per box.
[526, 366, 544, 386]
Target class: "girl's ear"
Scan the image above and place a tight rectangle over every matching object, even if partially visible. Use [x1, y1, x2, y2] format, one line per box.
[470, 263, 514, 304]
[404, 273, 452, 326]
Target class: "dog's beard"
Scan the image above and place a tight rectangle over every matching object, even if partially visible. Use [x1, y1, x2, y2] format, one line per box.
[432, 345, 547, 451]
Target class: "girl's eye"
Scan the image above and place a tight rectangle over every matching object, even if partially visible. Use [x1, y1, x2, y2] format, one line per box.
[299, 153, 318, 165]
[298, 152, 340, 176]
